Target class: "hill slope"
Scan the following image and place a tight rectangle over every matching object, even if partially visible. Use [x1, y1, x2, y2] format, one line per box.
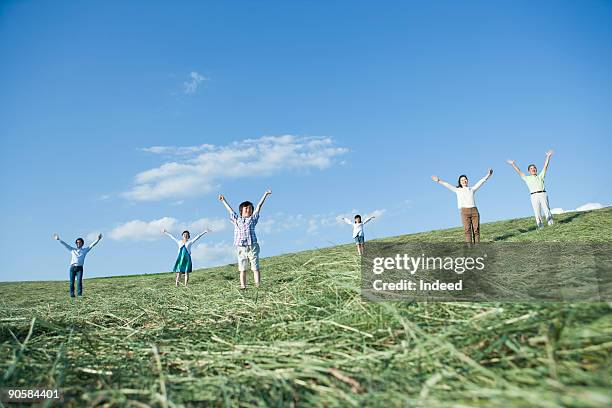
[1, 208, 611, 407]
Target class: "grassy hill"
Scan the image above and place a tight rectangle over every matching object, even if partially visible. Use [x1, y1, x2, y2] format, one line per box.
[1, 208, 611, 407]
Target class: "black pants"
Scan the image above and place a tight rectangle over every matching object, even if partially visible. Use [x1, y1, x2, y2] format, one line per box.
[69, 265, 84, 297]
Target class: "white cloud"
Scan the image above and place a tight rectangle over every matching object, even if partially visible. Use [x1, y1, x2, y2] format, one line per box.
[124, 135, 348, 201]
[141, 144, 214, 156]
[257, 218, 275, 234]
[307, 218, 320, 235]
[183, 71, 207, 94]
[309, 212, 344, 235]
[258, 212, 305, 234]
[550, 202, 606, 215]
[108, 217, 175, 241]
[186, 217, 227, 234]
[574, 202, 604, 212]
[233, 211, 308, 236]
[367, 209, 386, 219]
[191, 241, 236, 267]
[108, 217, 227, 241]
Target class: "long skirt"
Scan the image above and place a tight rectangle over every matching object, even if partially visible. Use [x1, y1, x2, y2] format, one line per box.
[173, 246, 193, 273]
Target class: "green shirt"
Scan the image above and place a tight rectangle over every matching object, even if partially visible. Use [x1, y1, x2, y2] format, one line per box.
[521, 171, 546, 193]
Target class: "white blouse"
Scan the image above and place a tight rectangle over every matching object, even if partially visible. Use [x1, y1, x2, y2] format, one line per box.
[439, 173, 491, 209]
[164, 231, 207, 254]
[342, 216, 374, 237]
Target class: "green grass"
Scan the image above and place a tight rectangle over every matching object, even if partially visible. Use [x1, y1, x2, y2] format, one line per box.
[1, 208, 611, 407]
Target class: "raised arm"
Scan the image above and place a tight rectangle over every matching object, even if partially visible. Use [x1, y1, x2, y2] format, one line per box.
[190, 229, 210, 244]
[340, 217, 354, 225]
[88, 233, 103, 250]
[541, 150, 553, 177]
[218, 194, 235, 215]
[54, 234, 75, 251]
[254, 189, 272, 215]
[506, 160, 525, 177]
[431, 176, 457, 192]
[363, 216, 375, 225]
[162, 229, 180, 244]
[472, 168, 493, 191]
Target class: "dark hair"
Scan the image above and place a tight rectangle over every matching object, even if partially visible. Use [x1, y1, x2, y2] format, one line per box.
[528, 164, 537, 172]
[75, 238, 84, 245]
[354, 214, 362, 222]
[457, 175, 468, 188]
[239, 201, 254, 213]
[182, 230, 190, 237]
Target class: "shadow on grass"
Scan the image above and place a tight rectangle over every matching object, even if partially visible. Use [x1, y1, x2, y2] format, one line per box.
[557, 212, 585, 224]
[492, 225, 538, 241]
[492, 212, 587, 241]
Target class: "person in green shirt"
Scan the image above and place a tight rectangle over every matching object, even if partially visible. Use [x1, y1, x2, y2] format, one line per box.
[507, 150, 554, 228]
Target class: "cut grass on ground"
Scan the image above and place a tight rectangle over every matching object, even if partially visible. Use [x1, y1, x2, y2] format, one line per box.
[1, 207, 611, 407]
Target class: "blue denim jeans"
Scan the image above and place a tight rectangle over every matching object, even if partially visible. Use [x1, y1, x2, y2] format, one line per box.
[69, 265, 84, 297]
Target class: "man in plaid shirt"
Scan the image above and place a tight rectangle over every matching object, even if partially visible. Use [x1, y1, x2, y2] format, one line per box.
[219, 189, 272, 289]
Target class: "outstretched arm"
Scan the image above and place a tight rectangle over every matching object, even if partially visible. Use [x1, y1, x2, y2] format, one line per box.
[218, 194, 235, 215]
[363, 216, 375, 225]
[88, 233, 103, 250]
[54, 234, 74, 251]
[190, 229, 210, 244]
[472, 168, 493, 191]
[506, 160, 525, 177]
[431, 176, 457, 192]
[162, 229, 180, 244]
[340, 217, 354, 225]
[254, 189, 272, 215]
[542, 150, 553, 177]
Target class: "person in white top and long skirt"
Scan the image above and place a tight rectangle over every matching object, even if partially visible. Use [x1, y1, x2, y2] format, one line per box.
[162, 229, 209, 287]
[431, 169, 493, 243]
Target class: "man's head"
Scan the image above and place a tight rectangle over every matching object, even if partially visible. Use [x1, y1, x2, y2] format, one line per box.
[528, 164, 537, 175]
[457, 175, 469, 188]
[354, 214, 362, 223]
[75, 238, 84, 248]
[182, 231, 191, 241]
[239, 201, 254, 217]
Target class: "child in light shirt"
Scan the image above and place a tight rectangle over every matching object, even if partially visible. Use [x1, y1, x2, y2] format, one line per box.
[218, 190, 271, 290]
[341, 214, 376, 255]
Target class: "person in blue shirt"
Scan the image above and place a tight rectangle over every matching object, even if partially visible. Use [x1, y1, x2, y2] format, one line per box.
[53, 233, 102, 297]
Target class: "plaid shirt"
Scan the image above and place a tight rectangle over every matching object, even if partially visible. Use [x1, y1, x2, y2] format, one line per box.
[230, 212, 260, 246]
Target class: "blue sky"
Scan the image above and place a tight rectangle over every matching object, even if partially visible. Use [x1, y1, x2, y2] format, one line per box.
[1, 0, 611, 282]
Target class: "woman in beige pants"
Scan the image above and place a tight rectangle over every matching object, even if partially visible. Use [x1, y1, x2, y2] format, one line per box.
[431, 169, 493, 243]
